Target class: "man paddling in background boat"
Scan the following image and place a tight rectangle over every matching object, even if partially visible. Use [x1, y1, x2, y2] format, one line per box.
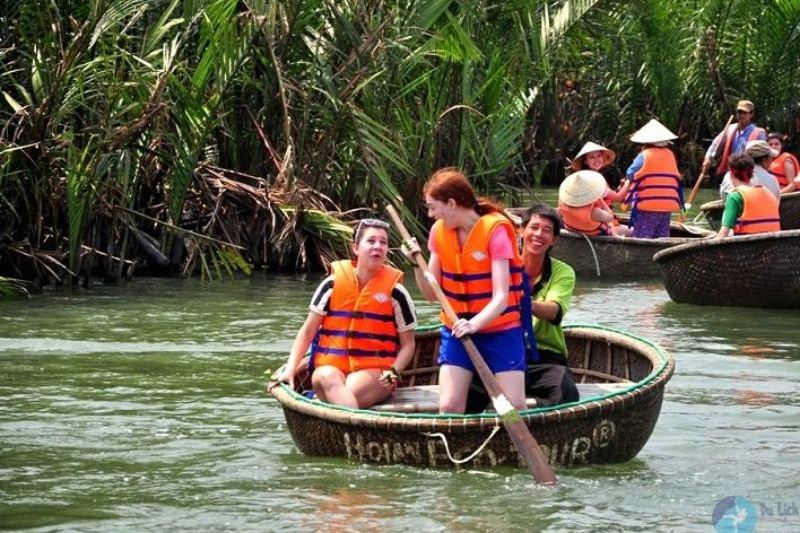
[703, 99, 766, 180]
[466, 204, 579, 412]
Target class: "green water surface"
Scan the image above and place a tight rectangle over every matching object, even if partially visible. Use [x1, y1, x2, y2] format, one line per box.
[1, 190, 798, 532]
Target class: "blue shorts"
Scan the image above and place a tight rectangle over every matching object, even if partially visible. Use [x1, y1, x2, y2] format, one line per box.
[438, 326, 526, 373]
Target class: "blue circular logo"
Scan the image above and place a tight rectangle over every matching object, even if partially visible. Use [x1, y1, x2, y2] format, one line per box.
[712, 496, 757, 533]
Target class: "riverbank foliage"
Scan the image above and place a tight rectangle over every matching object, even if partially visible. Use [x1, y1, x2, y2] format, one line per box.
[2, 0, 799, 288]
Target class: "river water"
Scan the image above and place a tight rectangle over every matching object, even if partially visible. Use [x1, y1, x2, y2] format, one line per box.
[1, 194, 799, 532]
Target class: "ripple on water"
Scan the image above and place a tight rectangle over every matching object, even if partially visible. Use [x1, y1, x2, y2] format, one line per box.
[0, 276, 798, 532]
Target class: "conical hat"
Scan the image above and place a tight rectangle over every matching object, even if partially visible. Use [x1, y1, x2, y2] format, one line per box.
[559, 170, 607, 207]
[570, 141, 617, 171]
[630, 119, 677, 144]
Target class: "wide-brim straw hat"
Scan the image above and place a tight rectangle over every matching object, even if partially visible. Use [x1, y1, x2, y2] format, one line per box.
[570, 141, 616, 171]
[559, 170, 607, 207]
[630, 119, 678, 144]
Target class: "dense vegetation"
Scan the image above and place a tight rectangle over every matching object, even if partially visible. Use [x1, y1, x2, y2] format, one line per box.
[2, 0, 799, 292]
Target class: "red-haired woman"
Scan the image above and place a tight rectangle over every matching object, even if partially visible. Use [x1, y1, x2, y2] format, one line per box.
[404, 168, 527, 414]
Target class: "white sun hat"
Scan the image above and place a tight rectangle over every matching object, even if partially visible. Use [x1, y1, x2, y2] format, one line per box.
[570, 141, 617, 171]
[630, 119, 678, 145]
[559, 170, 607, 207]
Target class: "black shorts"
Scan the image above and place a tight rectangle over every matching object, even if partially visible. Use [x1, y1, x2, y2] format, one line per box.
[464, 350, 579, 413]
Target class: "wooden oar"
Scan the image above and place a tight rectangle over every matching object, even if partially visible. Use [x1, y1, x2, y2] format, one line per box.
[385, 204, 558, 485]
[685, 114, 735, 210]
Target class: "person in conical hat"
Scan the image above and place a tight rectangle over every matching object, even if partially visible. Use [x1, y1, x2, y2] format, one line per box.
[570, 141, 616, 172]
[629, 118, 678, 146]
[622, 118, 684, 238]
[569, 142, 627, 208]
[557, 170, 632, 237]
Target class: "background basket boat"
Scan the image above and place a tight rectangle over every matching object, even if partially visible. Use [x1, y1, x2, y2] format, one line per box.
[653, 229, 800, 308]
[506, 209, 712, 279]
[550, 220, 712, 279]
[268, 324, 674, 469]
[699, 190, 800, 230]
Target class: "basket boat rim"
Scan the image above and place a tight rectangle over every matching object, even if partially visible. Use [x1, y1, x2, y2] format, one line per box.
[653, 228, 800, 263]
[269, 324, 674, 428]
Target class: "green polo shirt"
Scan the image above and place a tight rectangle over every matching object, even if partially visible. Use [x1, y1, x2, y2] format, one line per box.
[531, 255, 576, 357]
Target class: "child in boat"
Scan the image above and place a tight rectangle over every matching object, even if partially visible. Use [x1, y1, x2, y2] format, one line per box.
[557, 170, 632, 237]
[274, 218, 417, 409]
[715, 154, 781, 238]
[402, 167, 527, 414]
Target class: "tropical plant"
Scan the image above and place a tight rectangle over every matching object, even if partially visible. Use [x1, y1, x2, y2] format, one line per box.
[3, 0, 799, 287]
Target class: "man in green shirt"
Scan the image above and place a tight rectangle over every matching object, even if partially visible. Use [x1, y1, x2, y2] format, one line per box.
[519, 204, 579, 406]
[465, 204, 579, 412]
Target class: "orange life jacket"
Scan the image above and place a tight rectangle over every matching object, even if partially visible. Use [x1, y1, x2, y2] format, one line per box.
[734, 185, 781, 235]
[312, 260, 402, 374]
[432, 213, 523, 333]
[716, 124, 766, 176]
[626, 147, 682, 213]
[557, 200, 611, 235]
[768, 152, 800, 187]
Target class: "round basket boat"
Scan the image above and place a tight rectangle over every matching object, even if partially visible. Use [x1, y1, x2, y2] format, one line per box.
[268, 324, 674, 469]
[699, 190, 800, 230]
[550, 223, 711, 279]
[505, 208, 712, 279]
[653, 229, 800, 308]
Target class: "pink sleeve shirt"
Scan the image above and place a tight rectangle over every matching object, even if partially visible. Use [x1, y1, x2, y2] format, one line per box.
[428, 224, 514, 260]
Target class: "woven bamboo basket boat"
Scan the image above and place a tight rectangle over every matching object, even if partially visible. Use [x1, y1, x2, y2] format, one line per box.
[505, 208, 712, 279]
[548, 221, 712, 279]
[699, 190, 800, 230]
[268, 324, 674, 469]
[653, 229, 800, 308]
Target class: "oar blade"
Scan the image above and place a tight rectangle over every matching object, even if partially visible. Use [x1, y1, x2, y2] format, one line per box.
[503, 415, 558, 485]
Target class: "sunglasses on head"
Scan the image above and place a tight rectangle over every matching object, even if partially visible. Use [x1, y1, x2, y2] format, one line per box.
[354, 218, 390, 241]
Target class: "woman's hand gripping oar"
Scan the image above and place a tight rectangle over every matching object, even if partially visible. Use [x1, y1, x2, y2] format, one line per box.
[385, 204, 558, 486]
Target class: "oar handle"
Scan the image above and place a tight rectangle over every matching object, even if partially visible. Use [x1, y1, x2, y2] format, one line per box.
[687, 113, 736, 208]
[385, 203, 558, 485]
[685, 168, 709, 209]
[386, 204, 462, 322]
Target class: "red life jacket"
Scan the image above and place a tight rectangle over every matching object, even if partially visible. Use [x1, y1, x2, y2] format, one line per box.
[716, 124, 766, 176]
[734, 186, 781, 235]
[626, 147, 682, 213]
[768, 152, 800, 187]
[312, 260, 402, 374]
[432, 213, 523, 332]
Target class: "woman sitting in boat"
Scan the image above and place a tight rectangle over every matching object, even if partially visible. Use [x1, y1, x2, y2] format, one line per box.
[403, 167, 527, 414]
[557, 170, 632, 237]
[622, 119, 684, 238]
[716, 154, 781, 239]
[274, 218, 417, 409]
[767, 132, 800, 194]
[569, 141, 628, 209]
